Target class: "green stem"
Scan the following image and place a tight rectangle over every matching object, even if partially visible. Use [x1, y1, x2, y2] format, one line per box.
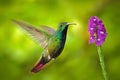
[97, 46, 109, 80]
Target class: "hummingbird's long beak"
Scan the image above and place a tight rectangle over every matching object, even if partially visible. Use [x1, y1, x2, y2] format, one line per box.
[67, 23, 76, 25]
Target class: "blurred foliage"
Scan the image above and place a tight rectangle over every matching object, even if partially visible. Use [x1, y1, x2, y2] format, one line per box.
[0, 0, 120, 80]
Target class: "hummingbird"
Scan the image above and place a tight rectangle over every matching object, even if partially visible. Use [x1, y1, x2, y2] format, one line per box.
[13, 20, 76, 73]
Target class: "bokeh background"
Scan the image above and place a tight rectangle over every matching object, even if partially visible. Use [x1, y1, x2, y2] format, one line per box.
[0, 0, 120, 80]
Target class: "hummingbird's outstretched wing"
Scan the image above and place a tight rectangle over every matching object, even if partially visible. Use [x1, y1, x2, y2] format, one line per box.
[12, 20, 55, 48]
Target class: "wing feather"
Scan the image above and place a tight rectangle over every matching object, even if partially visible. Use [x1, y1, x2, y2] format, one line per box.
[12, 20, 51, 48]
[39, 25, 55, 35]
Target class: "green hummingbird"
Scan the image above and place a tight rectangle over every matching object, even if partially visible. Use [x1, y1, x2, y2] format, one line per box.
[13, 20, 75, 73]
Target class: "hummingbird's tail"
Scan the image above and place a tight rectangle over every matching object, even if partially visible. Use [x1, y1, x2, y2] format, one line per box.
[31, 57, 47, 73]
[31, 60, 44, 73]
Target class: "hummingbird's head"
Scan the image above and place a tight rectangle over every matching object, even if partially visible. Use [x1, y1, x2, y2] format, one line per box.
[58, 22, 76, 31]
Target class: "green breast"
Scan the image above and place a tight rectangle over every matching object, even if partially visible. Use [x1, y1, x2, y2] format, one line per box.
[46, 32, 64, 58]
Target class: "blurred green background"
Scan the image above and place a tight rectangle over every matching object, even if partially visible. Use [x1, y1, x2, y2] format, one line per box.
[0, 0, 120, 80]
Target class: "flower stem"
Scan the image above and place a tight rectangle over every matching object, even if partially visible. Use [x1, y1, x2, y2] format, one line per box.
[97, 46, 109, 80]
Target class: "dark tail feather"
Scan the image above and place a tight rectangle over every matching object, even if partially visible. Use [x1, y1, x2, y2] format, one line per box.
[31, 59, 45, 73]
